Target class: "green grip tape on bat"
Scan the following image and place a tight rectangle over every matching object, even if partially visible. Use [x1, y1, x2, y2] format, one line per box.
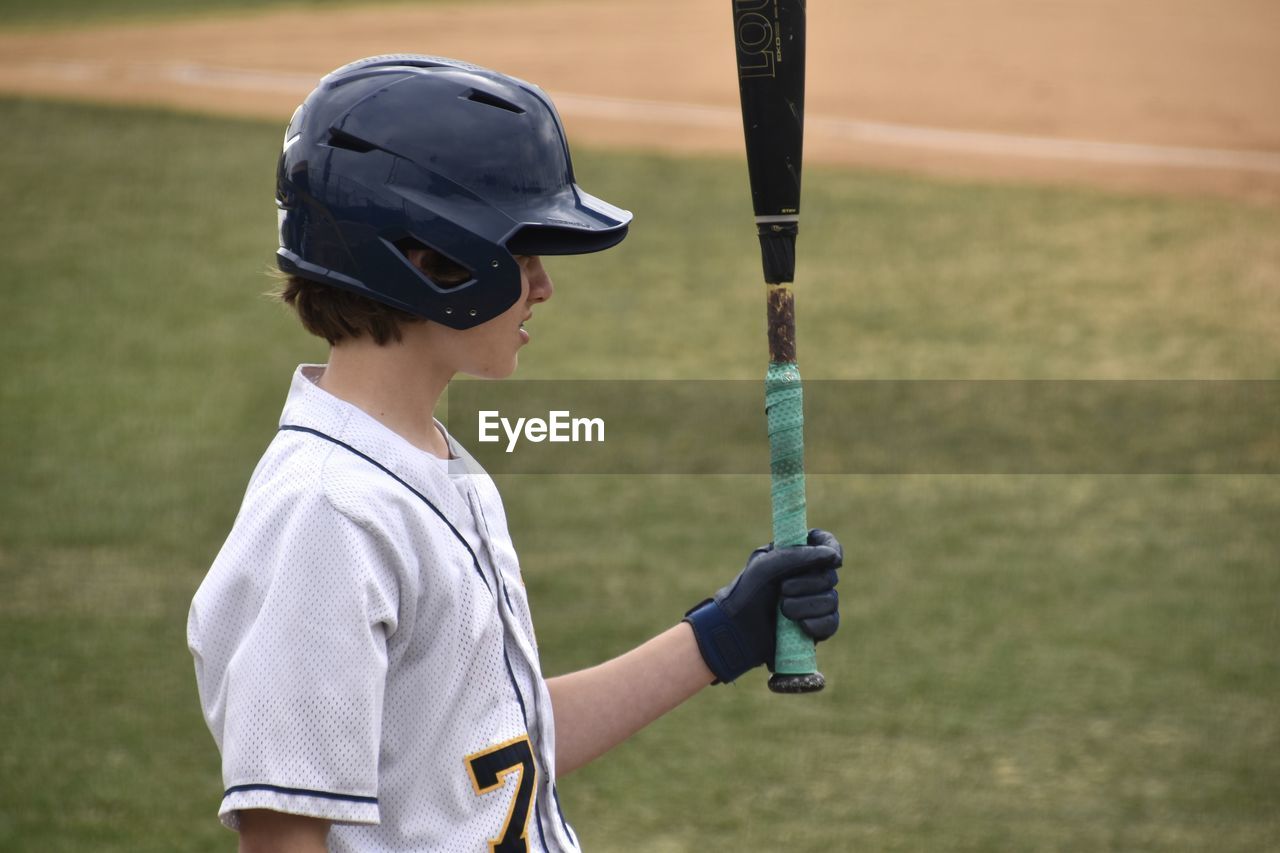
[766, 361, 825, 693]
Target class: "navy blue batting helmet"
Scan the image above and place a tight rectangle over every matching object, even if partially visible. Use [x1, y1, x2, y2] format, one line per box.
[276, 55, 632, 329]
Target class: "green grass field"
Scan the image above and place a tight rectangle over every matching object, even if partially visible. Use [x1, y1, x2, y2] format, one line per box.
[1, 92, 1277, 853]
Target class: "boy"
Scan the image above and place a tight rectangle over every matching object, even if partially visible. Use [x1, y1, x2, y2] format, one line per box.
[188, 55, 843, 853]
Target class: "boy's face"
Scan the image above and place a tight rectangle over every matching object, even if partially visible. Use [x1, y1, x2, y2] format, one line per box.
[420, 255, 553, 380]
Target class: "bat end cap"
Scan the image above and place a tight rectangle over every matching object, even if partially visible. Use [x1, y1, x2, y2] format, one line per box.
[767, 671, 826, 694]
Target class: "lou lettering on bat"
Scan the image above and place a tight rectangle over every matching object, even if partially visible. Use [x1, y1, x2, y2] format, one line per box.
[734, 0, 776, 78]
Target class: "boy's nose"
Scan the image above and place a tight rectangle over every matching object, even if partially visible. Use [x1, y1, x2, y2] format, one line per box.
[527, 257, 554, 303]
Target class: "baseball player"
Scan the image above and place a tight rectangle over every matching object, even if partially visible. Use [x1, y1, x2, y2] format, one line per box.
[188, 55, 843, 853]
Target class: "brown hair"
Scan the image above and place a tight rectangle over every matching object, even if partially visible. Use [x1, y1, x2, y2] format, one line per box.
[278, 242, 470, 345]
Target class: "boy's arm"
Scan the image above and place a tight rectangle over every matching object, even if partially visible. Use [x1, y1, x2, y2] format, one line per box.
[547, 530, 844, 776]
[238, 809, 330, 853]
[547, 622, 712, 775]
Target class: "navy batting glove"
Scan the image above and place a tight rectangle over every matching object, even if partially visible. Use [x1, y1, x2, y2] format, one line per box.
[683, 529, 842, 684]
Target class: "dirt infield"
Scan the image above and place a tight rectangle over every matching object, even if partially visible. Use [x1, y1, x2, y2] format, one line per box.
[2, 0, 1278, 200]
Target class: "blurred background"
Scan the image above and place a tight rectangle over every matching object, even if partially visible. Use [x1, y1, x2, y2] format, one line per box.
[0, 1, 1276, 850]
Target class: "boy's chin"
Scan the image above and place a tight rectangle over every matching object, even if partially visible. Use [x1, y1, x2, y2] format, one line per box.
[463, 357, 518, 381]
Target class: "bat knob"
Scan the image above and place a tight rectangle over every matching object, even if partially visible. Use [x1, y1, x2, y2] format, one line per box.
[767, 670, 825, 694]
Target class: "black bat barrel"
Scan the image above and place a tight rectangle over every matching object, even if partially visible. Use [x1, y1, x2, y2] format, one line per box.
[733, 0, 806, 284]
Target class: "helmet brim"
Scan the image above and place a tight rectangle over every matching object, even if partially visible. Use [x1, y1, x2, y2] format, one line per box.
[505, 184, 632, 256]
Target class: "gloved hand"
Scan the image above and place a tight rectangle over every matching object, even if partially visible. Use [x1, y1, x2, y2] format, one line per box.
[683, 529, 842, 684]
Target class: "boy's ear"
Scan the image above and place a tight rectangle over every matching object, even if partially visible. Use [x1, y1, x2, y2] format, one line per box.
[404, 247, 430, 273]
[395, 238, 471, 288]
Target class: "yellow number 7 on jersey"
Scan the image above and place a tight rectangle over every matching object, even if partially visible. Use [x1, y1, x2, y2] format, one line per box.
[466, 735, 538, 853]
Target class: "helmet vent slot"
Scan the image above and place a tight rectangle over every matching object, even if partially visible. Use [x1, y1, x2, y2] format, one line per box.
[464, 89, 525, 114]
[326, 129, 377, 153]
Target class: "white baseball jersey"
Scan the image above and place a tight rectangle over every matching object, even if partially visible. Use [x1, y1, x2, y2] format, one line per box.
[188, 365, 579, 852]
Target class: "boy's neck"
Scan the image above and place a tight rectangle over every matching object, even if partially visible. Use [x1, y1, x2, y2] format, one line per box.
[317, 334, 453, 460]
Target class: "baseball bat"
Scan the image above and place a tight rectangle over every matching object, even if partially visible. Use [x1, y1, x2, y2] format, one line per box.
[731, 0, 824, 693]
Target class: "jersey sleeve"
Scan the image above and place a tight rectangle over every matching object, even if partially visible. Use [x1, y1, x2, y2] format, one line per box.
[195, 488, 404, 830]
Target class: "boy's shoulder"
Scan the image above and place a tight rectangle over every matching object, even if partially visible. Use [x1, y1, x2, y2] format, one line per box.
[253, 366, 476, 533]
[246, 418, 443, 536]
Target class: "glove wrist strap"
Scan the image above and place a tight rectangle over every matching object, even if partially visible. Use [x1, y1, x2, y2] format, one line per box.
[683, 599, 753, 684]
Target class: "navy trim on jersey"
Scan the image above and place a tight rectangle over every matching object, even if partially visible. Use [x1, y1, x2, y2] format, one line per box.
[224, 783, 378, 804]
[502, 646, 551, 852]
[553, 784, 577, 844]
[461, 473, 555, 852]
[462, 474, 560, 850]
